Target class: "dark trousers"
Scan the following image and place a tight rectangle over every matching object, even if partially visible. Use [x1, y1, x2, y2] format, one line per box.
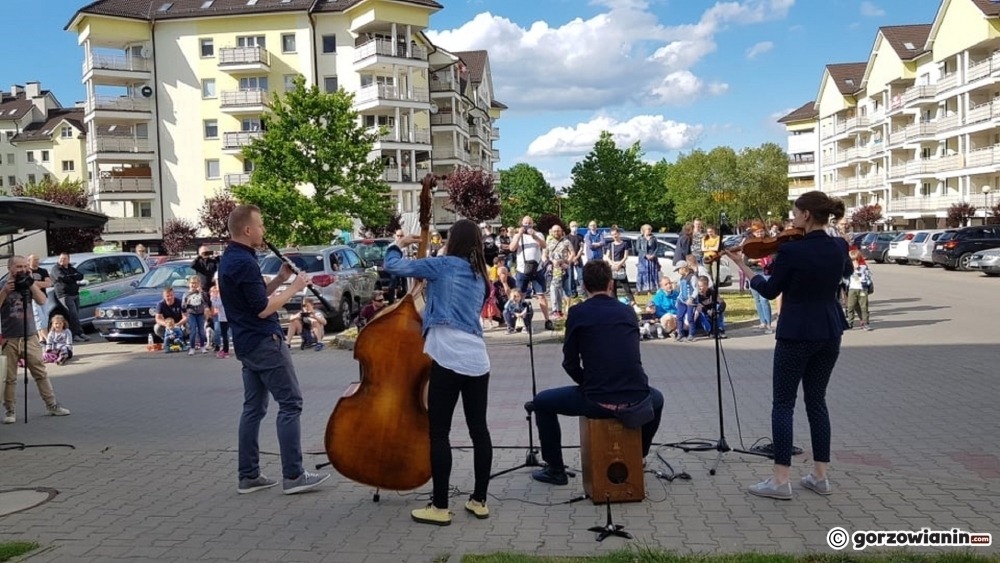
[428, 361, 492, 508]
[58, 294, 84, 337]
[771, 338, 840, 466]
[532, 386, 664, 471]
[612, 277, 634, 302]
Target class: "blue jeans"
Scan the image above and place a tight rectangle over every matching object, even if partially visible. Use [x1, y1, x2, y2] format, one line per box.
[532, 386, 664, 471]
[188, 313, 206, 349]
[697, 310, 726, 334]
[676, 300, 696, 338]
[238, 334, 304, 480]
[772, 338, 840, 466]
[213, 319, 231, 352]
[751, 287, 772, 327]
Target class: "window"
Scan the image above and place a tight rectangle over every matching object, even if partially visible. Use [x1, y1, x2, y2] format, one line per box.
[243, 160, 255, 173]
[134, 201, 152, 218]
[284, 74, 298, 91]
[201, 38, 214, 57]
[4, 131, 13, 142]
[61, 126, 73, 138]
[41, 150, 49, 162]
[62, 160, 75, 172]
[204, 119, 218, 139]
[202, 79, 216, 98]
[322, 35, 336, 53]
[241, 118, 261, 131]
[5, 154, 12, 165]
[0, 177, 3, 187]
[239, 76, 268, 91]
[236, 35, 265, 48]
[205, 159, 220, 179]
[27, 174, 36, 184]
[77, 259, 103, 286]
[281, 33, 296, 53]
[26, 151, 34, 163]
[42, 173, 50, 181]
[7, 176, 14, 186]
[323, 76, 338, 93]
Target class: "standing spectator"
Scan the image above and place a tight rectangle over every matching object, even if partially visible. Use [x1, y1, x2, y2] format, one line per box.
[564, 221, 584, 297]
[582, 221, 605, 264]
[154, 287, 188, 340]
[510, 215, 553, 331]
[604, 227, 635, 304]
[691, 218, 705, 265]
[387, 229, 414, 302]
[209, 283, 231, 359]
[674, 223, 693, 266]
[493, 266, 513, 315]
[182, 276, 210, 355]
[27, 254, 52, 342]
[497, 227, 512, 270]
[428, 232, 444, 257]
[2, 256, 71, 423]
[845, 250, 874, 331]
[481, 223, 499, 266]
[51, 253, 88, 342]
[546, 225, 572, 318]
[135, 244, 158, 267]
[744, 221, 774, 334]
[634, 224, 660, 295]
[192, 246, 220, 291]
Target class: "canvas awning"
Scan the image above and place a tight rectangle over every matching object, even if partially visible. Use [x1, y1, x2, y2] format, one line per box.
[0, 196, 108, 237]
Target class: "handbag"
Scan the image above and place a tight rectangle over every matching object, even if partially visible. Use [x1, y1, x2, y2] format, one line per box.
[612, 267, 627, 280]
[866, 280, 875, 295]
[522, 260, 539, 276]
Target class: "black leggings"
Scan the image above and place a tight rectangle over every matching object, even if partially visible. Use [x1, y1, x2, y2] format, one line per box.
[428, 361, 492, 508]
[612, 278, 634, 302]
[771, 338, 840, 466]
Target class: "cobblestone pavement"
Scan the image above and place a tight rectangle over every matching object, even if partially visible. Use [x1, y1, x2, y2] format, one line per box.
[1, 263, 998, 562]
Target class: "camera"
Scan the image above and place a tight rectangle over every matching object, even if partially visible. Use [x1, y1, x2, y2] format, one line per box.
[14, 274, 34, 293]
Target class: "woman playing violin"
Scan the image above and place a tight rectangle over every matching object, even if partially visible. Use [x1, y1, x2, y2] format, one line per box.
[384, 219, 493, 525]
[724, 191, 852, 500]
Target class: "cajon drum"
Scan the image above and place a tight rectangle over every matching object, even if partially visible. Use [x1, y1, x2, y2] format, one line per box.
[579, 417, 644, 503]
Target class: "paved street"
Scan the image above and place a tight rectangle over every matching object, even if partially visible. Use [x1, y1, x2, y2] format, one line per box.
[1, 263, 999, 562]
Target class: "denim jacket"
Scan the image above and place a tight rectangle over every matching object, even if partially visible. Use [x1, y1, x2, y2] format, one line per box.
[383, 245, 488, 338]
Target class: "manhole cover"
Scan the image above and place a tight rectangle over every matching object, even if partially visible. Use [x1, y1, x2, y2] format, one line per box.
[0, 488, 58, 517]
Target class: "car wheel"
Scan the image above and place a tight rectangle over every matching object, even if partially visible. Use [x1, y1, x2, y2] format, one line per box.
[944, 265, 956, 271]
[895, 259, 908, 265]
[330, 297, 352, 332]
[878, 251, 890, 263]
[958, 253, 973, 271]
[921, 262, 935, 268]
[985, 273, 999, 277]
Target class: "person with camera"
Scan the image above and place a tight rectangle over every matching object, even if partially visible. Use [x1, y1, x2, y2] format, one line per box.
[51, 253, 88, 342]
[2, 256, 72, 424]
[193, 246, 220, 291]
[27, 254, 52, 342]
[509, 215, 553, 331]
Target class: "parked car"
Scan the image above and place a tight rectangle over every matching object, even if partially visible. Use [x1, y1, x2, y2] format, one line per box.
[887, 231, 916, 264]
[859, 231, 897, 263]
[92, 260, 197, 342]
[932, 226, 1000, 270]
[16, 252, 149, 329]
[907, 229, 952, 267]
[258, 245, 378, 331]
[968, 247, 1000, 276]
[849, 232, 871, 249]
[346, 238, 403, 299]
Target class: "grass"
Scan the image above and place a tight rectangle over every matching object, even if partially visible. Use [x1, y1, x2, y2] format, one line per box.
[630, 290, 772, 324]
[462, 550, 999, 563]
[0, 542, 39, 562]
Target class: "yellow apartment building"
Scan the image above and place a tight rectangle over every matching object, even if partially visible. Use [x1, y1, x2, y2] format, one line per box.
[66, 0, 503, 247]
[780, 0, 1000, 229]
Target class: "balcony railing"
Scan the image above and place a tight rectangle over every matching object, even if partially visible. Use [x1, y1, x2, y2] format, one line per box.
[354, 39, 428, 62]
[936, 72, 960, 93]
[966, 101, 992, 125]
[432, 147, 469, 161]
[967, 56, 993, 82]
[936, 114, 961, 132]
[966, 145, 1000, 168]
[355, 84, 429, 104]
[430, 113, 469, 132]
[218, 46, 270, 67]
[220, 90, 269, 108]
[902, 84, 936, 105]
[905, 160, 937, 176]
[89, 136, 152, 153]
[367, 127, 431, 144]
[889, 162, 908, 179]
[224, 173, 251, 187]
[97, 177, 154, 193]
[104, 217, 158, 234]
[222, 131, 263, 149]
[84, 54, 150, 73]
[788, 162, 815, 174]
[892, 195, 961, 213]
[936, 154, 964, 172]
[904, 121, 936, 139]
[845, 116, 870, 131]
[87, 95, 152, 113]
[491, 127, 499, 140]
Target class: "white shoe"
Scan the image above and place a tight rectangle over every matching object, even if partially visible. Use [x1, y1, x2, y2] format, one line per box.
[188, 348, 195, 356]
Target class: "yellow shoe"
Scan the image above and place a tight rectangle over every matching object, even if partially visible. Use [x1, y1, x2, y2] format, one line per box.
[411, 504, 452, 526]
[464, 499, 489, 519]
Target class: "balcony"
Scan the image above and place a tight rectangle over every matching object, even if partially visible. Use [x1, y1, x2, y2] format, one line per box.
[105, 217, 158, 234]
[355, 84, 429, 108]
[935, 114, 961, 134]
[935, 154, 965, 173]
[966, 145, 1000, 168]
[85, 95, 153, 121]
[905, 160, 937, 176]
[368, 127, 431, 145]
[96, 177, 154, 193]
[788, 162, 815, 175]
[432, 147, 469, 162]
[87, 136, 154, 162]
[220, 90, 269, 114]
[224, 173, 251, 187]
[222, 131, 263, 151]
[353, 39, 428, 70]
[787, 185, 815, 199]
[430, 113, 469, 133]
[903, 84, 936, 106]
[904, 121, 936, 141]
[891, 195, 961, 213]
[83, 53, 152, 86]
[936, 72, 960, 94]
[860, 174, 887, 189]
[845, 116, 870, 132]
[491, 127, 500, 140]
[966, 101, 992, 126]
[430, 76, 460, 93]
[218, 46, 271, 73]
[968, 54, 1000, 83]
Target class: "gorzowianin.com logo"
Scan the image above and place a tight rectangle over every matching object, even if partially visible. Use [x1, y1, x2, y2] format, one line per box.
[827, 527, 992, 551]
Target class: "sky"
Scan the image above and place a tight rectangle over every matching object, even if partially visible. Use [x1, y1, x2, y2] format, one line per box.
[5, 0, 942, 188]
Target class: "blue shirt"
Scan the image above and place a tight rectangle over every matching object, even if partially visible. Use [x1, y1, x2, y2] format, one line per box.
[218, 241, 283, 353]
[583, 230, 605, 261]
[650, 288, 678, 316]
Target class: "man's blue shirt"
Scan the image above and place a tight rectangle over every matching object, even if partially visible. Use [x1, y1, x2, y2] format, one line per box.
[219, 241, 283, 352]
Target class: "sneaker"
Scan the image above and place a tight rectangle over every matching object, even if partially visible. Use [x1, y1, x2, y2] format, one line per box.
[719, 332, 728, 339]
[544, 320, 555, 331]
[515, 327, 523, 333]
[531, 466, 569, 486]
[464, 499, 489, 519]
[46, 404, 71, 416]
[863, 324, 874, 332]
[238, 474, 278, 494]
[282, 471, 330, 495]
[764, 328, 774, 335]
[686, 336, 695, 342]
[506, 328, 515, 334]
[216, 351, 229, 359]
[2, 409, 14, 424]
[801, 473, 832, 495]
[188, 348, 195, 356]
[314, 343, 325, 351]
[202, 346, 209, 354]
[411, 504, 452, 526]
[74, 334, 90, 342]
[748, 477, 793, 500]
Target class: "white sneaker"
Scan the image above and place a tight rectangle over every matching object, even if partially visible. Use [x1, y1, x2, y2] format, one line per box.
[201, 346, 209, 354]
[47, 404, 71, 416]
[2, 409, 14, 424]
[188, 348, 195, 356]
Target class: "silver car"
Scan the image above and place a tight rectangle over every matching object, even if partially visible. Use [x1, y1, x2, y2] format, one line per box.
[36, 252, 149, 327]
[907, 229, 952, 267]
[259, 245, 377, 331]
[968, 247, 1000, 276]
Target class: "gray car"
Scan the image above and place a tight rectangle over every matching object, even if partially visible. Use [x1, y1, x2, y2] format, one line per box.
[35, 252, 149, 328]
[968, 247, 1000, 276]
[906, 229, 952, 267]
[259, 245, 377, 331]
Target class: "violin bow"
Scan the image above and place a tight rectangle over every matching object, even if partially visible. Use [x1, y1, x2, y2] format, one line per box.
[264, 240, 336, 313]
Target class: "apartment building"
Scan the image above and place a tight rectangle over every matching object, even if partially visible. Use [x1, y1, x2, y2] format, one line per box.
[781, 0, 1000, 229]
[0, 83, 88, 194]
[777, 100, 819, 201]
[66, 0, 503, 246]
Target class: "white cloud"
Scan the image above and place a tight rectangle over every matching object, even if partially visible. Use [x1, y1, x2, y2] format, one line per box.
[426, 0, 795, 111]
[745, 41, 774, 60]
[526, 115, 703, 157]
[860, 1, 885, 17]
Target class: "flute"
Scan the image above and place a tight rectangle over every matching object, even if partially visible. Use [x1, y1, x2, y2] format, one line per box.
[264, 240, 336, 312]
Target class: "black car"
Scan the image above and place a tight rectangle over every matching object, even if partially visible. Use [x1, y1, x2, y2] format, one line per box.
[931, 225, 1000, 271]
[858, 231, 897, 263]
[346, 238, 406, 301]
[92, 260, 197, 342]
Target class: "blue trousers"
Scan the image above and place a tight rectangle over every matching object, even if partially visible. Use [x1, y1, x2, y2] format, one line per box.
[238, 334, 304, 480]
[676, 300, 696, 337]
[751, 287, 772, 327]
[188, 313, 206, 349]
[532, 386, 664, 471]
[771, 338, 840, 466]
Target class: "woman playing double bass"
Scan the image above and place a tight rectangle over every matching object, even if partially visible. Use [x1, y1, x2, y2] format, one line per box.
[383, 219, 494, 525]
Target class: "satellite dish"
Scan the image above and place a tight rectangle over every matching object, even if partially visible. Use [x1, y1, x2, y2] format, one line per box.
[140, 46, 153, 58]
[429, 102, 439, 114]
[140, 85, 154, 98]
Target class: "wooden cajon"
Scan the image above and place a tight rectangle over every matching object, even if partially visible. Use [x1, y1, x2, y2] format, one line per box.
[578, 417, 645, 503]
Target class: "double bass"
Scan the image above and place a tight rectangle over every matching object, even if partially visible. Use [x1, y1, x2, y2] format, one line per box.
[323, 174, 437, 491]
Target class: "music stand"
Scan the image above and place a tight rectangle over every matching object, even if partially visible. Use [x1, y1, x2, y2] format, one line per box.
[588, 493, 632, 541]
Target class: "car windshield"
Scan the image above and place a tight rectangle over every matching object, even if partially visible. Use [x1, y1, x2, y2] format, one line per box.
[892, 232, 910, 242]
[348, 240, 390, 264]
[259, 253, 326, 275]
[138, 264, 197, 289]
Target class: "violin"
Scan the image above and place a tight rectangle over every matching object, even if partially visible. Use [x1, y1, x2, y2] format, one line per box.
[737, 227, 805, 259]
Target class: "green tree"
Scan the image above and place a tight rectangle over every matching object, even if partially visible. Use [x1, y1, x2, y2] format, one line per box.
[12, 177, 103, 254]
[496, 163, 556, 225]
[238, 75, 391, 245]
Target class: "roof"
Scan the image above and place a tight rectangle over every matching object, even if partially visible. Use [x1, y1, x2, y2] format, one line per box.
[826, 62, 868, 95]
[0, 91, 38, 122]
[879, 24, 931, 60]
[11, 108, 86, 143]
[454, 50, 488, 83]
[491, 100, 508, 110]
[972, 0, 1000, 17]
[0, 197, 108, 237]
[777, 101, 818, 123]
[69, 0, 441, 25]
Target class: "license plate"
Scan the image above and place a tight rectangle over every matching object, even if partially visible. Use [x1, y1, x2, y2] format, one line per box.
[116, 321, 144, 329]
[935, 245, 942, 250]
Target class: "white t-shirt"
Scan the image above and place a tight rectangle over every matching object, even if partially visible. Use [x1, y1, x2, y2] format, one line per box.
[424, 326, 489, 376]
[514, 232, 544, 272]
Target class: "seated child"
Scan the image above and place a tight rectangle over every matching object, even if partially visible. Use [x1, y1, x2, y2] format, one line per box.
[694, 275, 727, 338]
[44, 314, 74, 365]
[162, 318, 186, 353]
[650, 277, 679, 338]
[638, 302, 665, 340]
[503, 288, 533, 334]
